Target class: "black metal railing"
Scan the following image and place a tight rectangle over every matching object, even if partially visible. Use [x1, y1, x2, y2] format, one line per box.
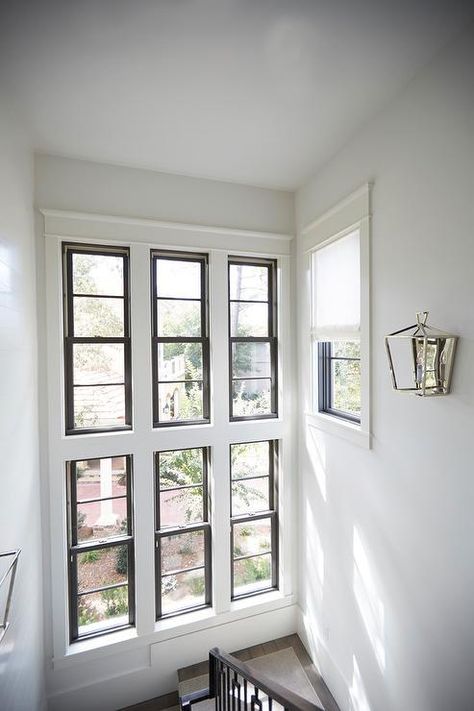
[180, 647, 324, 711]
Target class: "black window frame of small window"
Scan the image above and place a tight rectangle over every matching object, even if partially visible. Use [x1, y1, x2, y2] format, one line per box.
[62, 242, 132, 436]
[228, 256, 278, 421]
[154, 447, 212, 619]
[230, 439, 279, 600]
[318, 341, 361, 424]
[150, 250, 210, 428]
[66, 454, 135, 643]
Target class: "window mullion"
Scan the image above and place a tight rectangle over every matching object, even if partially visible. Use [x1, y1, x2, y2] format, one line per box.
[209, 250, 232, 614]
[129, 243, 155, 636]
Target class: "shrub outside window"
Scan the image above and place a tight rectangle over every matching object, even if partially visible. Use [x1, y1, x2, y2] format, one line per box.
[155, 447, 212, 617]
[230, 440, 278, 598]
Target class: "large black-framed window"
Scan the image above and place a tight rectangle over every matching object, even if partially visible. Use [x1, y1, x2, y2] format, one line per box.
[230, 440, 278, 599]
[155, 447, 212, 618]
[228, 257, 278, 421]
[318, 340, 361, 423]
[66, 455, 135, 642]
[151, 250, 210, 427]
[63, 243, 132, 435]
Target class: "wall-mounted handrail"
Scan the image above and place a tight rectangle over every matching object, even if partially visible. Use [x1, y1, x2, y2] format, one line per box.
[0, 549, 21, 643]
[180, 646, 324, 711]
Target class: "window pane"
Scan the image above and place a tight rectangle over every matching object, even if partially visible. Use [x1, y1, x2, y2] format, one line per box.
[331, 359, 361, 416]
[229, 264, 268, 301]
[159, 487, 204, 527]
[78, 585, 129, 632]
[75, 457, 127, 500]
[232, 342, 271, 379]
[230, 302, 268, 337]
[233, 519, 272, 558]
[77, 545, 128, 593]
[157, 343, 203, 381]
[234, 554, 272, 595]
[156, 259, 201, 299]
[161, 568, 205, 614]
[72, 253, 124, 296]
[160, 531, 205, 574]
[74, 384, 126, 429]
[73, 343, 124, 385]
[232, 478, 269, 516]
[77, 499, 127, 542]
[332, 340, 361, 358]
[157, 382, 203, 422]
[73, 297, 124, 337]
[231, 441, 270, 480]
[157, 300, 201, 337]
[232, 379, 271, 417]
[159, 449, 204, 489]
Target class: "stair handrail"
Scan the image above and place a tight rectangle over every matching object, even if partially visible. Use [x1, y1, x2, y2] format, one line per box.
[181, 646, 324, 711]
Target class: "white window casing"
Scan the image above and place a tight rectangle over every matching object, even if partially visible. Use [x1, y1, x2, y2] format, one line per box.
[41, 209, 296, 665]
[302, 184, 371, 448]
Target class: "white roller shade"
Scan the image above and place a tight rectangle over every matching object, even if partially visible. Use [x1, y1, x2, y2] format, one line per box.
[312, 229, 360, 340]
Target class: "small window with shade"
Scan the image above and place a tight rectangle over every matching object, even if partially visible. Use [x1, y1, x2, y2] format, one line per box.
[312, 229, 361, 423]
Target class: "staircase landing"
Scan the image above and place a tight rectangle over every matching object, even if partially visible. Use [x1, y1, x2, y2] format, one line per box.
[120, 635, 340, 711]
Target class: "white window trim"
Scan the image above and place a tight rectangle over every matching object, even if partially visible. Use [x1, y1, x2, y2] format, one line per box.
[41, 208, 296, 663]
[301, 184, 371, 449]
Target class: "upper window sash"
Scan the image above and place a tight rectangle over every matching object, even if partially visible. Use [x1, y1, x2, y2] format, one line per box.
[62, 243, 132, 435]
[228, 256, 278, 421]
[150, 250, 210, 428]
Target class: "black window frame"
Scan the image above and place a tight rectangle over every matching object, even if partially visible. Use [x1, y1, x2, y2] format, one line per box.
[66, 454, 135, 643]
[228, 256, 278, 422]
[62, 242, 132, 436]
[230, 439, 279, 600]
[151, 250, 210, 428]
[318, 341, 361, 424]
[155, 447, 212, 619]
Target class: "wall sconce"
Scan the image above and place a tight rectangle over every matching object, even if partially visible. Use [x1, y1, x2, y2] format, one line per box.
[0, 549, 21, 643]
[385, 312, 458, 396]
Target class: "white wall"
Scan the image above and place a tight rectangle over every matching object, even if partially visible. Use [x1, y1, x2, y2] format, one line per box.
[0, 107, 45, 709]
[35, 154, 294, 236]
[35, 157, 297, 710]
[296, 22, 474, 711]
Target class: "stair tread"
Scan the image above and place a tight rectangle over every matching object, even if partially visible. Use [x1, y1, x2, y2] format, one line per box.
[178, 648, 324, 709]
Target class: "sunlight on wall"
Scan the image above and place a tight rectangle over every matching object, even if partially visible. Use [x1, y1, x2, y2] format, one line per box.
[353, 527, 386, 672]
[305, 499, 325, 600]
[305, 425, 327, 501]
[302, 608, 323, 665]
[0, 244, 12, 294]
[349, 656, 372, 711]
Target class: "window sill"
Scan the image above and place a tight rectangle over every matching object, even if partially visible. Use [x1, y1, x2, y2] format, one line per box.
[53, 591, 295, 670]
[54, 626, 139, 669]
[153, 589, 293, 642]
[305, 411, 371, 449]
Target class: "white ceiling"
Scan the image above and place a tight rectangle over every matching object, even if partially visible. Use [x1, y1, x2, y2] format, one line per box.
[1, 0, 472, 190]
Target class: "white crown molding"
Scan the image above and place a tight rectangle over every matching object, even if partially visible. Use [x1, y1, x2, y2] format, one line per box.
[301, 183, 372, 253]
[39, 208, 294, 256]
[39, 208, 294, 241]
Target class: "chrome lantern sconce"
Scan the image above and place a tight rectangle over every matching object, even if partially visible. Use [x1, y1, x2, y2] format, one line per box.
[385, 312, 458, 396]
